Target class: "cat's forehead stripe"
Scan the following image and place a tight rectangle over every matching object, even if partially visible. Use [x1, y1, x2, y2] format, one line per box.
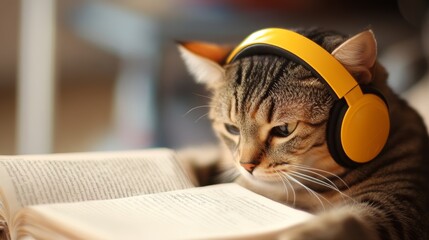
[266, 99, 275, 124]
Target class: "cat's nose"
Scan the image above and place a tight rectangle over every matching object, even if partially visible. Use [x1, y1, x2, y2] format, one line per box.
[240, 160, 259, 173]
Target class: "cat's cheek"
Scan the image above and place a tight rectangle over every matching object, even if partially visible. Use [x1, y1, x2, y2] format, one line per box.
[238, 166, 274, 183]
[251, 167, 281, 183]
[238, 166, 254, 179]
[238, 169, 280, 188]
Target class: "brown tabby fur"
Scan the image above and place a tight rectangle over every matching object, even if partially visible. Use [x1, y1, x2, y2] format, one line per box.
[178, 28, 429, 240]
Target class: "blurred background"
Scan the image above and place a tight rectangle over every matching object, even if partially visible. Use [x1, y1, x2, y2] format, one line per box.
[0, 0, 428, 154]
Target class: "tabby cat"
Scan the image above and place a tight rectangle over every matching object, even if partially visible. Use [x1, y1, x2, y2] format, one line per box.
[178, 28, 429, 240]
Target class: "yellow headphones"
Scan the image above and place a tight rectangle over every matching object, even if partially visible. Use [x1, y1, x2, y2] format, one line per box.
[226, 28, 390, 167]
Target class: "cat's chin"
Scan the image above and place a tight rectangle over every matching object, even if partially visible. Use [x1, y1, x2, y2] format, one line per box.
[240, 167, 286, 184]
[253, 174, 286, 183]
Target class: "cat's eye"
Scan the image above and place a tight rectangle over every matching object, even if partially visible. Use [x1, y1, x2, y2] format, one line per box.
[225, 124, 240, 135]
[271, 122, 298, 138]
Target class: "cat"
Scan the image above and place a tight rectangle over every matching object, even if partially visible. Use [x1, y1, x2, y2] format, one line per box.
[177, 28, 429, 240]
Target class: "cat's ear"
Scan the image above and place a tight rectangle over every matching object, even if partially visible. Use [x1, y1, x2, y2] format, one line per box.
[332, 30, 377, 84]
[178, 41, 232, 87]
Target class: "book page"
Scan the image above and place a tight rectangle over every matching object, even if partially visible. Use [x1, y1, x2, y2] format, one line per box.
[15, 183, 312, 240]
[0, 149, 195, 220]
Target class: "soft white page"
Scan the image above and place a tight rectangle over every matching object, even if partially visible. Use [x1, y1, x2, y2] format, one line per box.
[18, 183, 313, 240]
[0, 149, 195, 219]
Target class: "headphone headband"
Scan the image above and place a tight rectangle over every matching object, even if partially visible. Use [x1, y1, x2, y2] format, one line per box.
[226, 28, 359, 100]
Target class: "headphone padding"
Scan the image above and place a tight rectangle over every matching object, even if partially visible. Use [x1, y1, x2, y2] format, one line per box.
[327, 87, 390, 168]
[327, 99, 360, 168]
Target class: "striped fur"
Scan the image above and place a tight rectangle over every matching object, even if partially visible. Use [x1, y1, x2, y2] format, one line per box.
[179, 28, 429, 240]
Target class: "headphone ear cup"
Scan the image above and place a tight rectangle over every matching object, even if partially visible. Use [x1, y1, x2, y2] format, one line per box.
[327, 87, 390, 168]
[326, 99, 359, 168]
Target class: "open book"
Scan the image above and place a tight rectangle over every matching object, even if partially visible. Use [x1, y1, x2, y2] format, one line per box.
[0, 148, 312, 240]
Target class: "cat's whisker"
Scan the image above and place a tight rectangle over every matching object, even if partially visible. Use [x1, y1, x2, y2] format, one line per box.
[274, 169, 289, 202]
[290, 165, 338, 185]
[288, 164, 346, 196]
[290, 164, 351, 191]
[285, 174, 329, 212]
[191, 93, 229, 109]
[275, 169, 297, 206]
[192, 93, 216, 101]
[295, 167, 356, 202]
[288, 171, 354, 203]
[289, 171, 339, 191]
[192, 93, 229, 106]
[282, 172, 296, 206]
[192, 93, 219, 103]
[194, 112, 210, 123]
[288, 171, 349, 206]
[183, 105, 211, 117]
[183, 104, 223, 123]
[192, 92, 212, 98]
[289, 178, 297, 206]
